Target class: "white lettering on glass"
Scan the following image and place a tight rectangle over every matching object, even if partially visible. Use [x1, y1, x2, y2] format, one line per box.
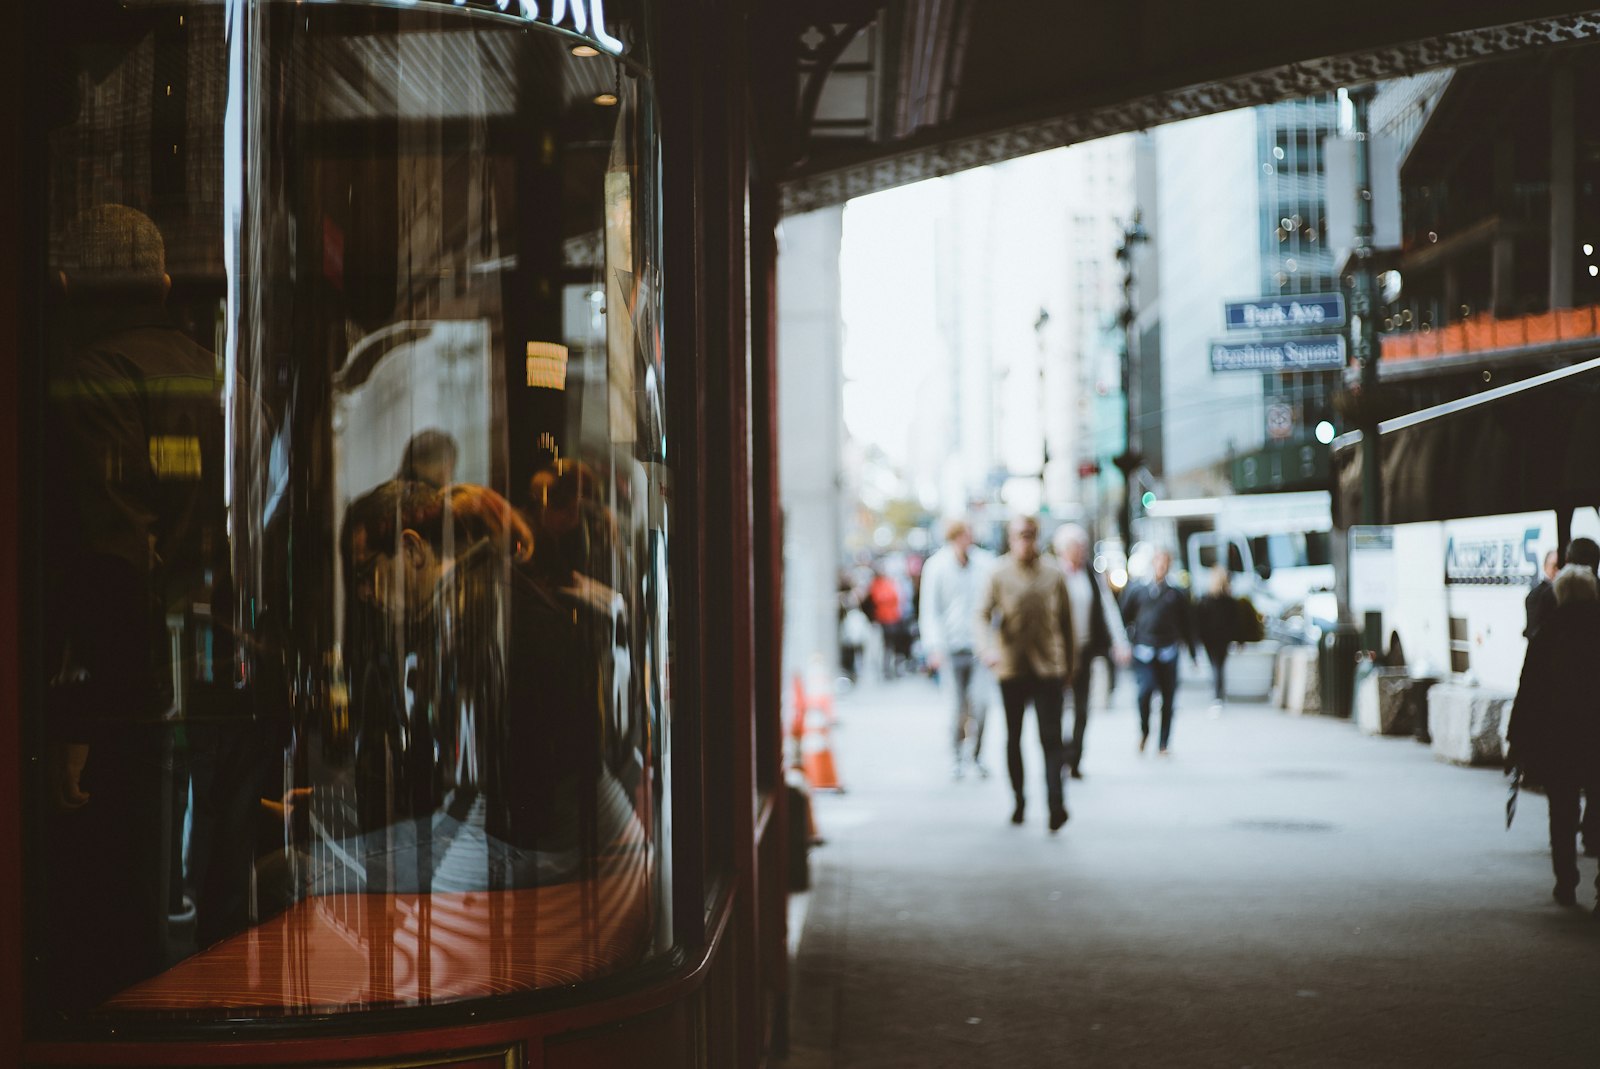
[426, 0, 622, 55]
[587, 0, 624, 53]
[551, 0, 586, 34]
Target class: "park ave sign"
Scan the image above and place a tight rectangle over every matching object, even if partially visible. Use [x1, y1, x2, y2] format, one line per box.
[1224, 294, 1346, 331]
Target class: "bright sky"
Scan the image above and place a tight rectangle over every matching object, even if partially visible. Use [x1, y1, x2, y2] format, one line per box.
[839, 179, 944, 468]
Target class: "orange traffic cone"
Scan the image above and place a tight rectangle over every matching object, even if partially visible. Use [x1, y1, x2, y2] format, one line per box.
[791, 670, 843, 792]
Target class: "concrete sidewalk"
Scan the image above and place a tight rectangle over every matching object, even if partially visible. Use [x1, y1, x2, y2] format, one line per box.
[782, 667, 1600, 1069]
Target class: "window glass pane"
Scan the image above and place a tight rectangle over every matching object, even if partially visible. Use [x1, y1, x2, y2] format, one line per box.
[32, 0, 669, 1024]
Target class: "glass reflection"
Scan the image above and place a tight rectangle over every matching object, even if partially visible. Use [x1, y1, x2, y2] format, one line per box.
[33, 0, 668, 1023]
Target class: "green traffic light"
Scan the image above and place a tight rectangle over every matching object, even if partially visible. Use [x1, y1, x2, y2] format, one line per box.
[1140, 491, 1156, 508]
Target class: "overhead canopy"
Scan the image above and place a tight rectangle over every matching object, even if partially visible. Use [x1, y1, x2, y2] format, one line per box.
[1332, 358, 1600, 528]
[768, 2, 1600, 213]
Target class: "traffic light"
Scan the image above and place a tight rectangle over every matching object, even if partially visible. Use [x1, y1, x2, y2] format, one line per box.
[1140, 490, 1157, 509]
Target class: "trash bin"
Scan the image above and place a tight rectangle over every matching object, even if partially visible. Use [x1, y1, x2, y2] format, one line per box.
[1375, 668, 1415, 734]
[1318, 625, 1361, 718]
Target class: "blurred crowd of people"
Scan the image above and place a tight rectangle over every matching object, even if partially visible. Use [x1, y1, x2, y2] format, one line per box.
[833, 512, 1266, 835]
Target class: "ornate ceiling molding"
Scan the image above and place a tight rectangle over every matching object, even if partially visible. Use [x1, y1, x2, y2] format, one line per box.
[780, 10, 1600, 215]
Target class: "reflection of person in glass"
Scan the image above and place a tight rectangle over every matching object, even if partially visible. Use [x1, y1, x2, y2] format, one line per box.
[528, 458, 622, 615]
[526, 458, 637, 789]
[42, 205, 229, 1009]
[396, 428, 459, 488]
[340, 478, 633, 892]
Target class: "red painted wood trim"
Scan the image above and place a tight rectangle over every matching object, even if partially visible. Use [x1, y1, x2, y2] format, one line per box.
[0, 9, 24, 1061]
[24, 878, 740, 1067]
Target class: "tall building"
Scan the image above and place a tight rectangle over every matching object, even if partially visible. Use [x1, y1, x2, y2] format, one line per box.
[921, 140, 1134, 532]
[1129, 95, 1343, 508]
[1242, 95, 1344, 493]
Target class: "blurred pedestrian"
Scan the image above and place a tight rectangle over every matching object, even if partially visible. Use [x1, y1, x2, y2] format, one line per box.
[1509, 537, 1600, 909]
[921, 518, 995, 779]
[1052, 524, 1129, 779]
[1195, 565, 1238, 714]
[868, 569, 903, 679]
[1525, 547, 1561, 639]
[1121, 548, 1196, 756]
[977, 515, 1075, 832]
[839, 572, 871, 682]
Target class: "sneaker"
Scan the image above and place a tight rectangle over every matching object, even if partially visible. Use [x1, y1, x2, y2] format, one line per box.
[1069, 767, 1084, 780]
[1138, 734, 1148, 754]
[1157, 747, 1172, 757]
[1010, 799, 1026, 825]
[1555, 885, 1578, 908]
[1049, 809, 1070, 832]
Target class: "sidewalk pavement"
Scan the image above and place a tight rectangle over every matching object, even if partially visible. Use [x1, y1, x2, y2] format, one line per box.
[782, 664, 1600, 1069]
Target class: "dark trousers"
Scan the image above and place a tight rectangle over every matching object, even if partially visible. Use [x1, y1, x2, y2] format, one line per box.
[1549, 782, 1584, 893]
[1067, 654, 1100, 773]
[1207, 648, 1228, 701]
[1549, 780, 1600, 891]
[1000, 675, 1067, 819]
[1135, 657, 1180, 749]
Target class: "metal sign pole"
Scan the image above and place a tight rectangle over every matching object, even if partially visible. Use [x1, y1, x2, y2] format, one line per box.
[1350, 86, 1382, 651]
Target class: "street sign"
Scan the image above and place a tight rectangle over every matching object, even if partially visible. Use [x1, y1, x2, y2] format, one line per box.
[1210, 336, 1347, 373]
[1224, 293, 1346, 331]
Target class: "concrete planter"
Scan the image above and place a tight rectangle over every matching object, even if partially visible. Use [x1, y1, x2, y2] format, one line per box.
[1226, 641, 1278, 701]
[1273, 645, 1321, 716]
[1355, 667, 1415, 736]
[1354, 668, 1381, 734]
[1427, 683, 1513, 766]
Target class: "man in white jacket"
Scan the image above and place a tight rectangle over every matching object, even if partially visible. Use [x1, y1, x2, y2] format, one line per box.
[920, 518, 995, 778]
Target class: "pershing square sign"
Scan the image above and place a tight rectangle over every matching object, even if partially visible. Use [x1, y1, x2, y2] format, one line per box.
[1209, 336, 1347, 373]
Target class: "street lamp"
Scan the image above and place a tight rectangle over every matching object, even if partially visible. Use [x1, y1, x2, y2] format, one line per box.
[1112, 212, 1149, 550]
[1034, 306, 1051, 506]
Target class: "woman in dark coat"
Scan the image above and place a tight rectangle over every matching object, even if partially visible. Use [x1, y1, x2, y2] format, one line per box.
[1195, 566, 1238, 709]
[1508, 537, 1600, 909]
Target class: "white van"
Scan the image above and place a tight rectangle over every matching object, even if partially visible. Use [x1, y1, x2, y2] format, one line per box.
[1145, 491, 1334, 620]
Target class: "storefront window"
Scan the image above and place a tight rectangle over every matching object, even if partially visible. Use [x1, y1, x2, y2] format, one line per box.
[30, 0, 668, 1023]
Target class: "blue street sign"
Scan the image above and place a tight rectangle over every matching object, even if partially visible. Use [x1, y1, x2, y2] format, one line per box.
[1224, 293, 1346, 331]
[1210, 336, 1347, 373]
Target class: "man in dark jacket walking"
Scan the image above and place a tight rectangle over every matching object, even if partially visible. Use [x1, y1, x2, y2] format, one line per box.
[1509, 537, 1600, 909]
[1121, 548, 1196, 755]
[1052, 524, 1129, 778]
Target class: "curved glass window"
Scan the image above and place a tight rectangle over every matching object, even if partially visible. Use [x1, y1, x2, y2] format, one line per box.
[29, 0, 669, 1023]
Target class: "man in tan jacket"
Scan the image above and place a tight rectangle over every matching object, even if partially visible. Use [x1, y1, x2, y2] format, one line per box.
[977, 515, 1076, 831]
